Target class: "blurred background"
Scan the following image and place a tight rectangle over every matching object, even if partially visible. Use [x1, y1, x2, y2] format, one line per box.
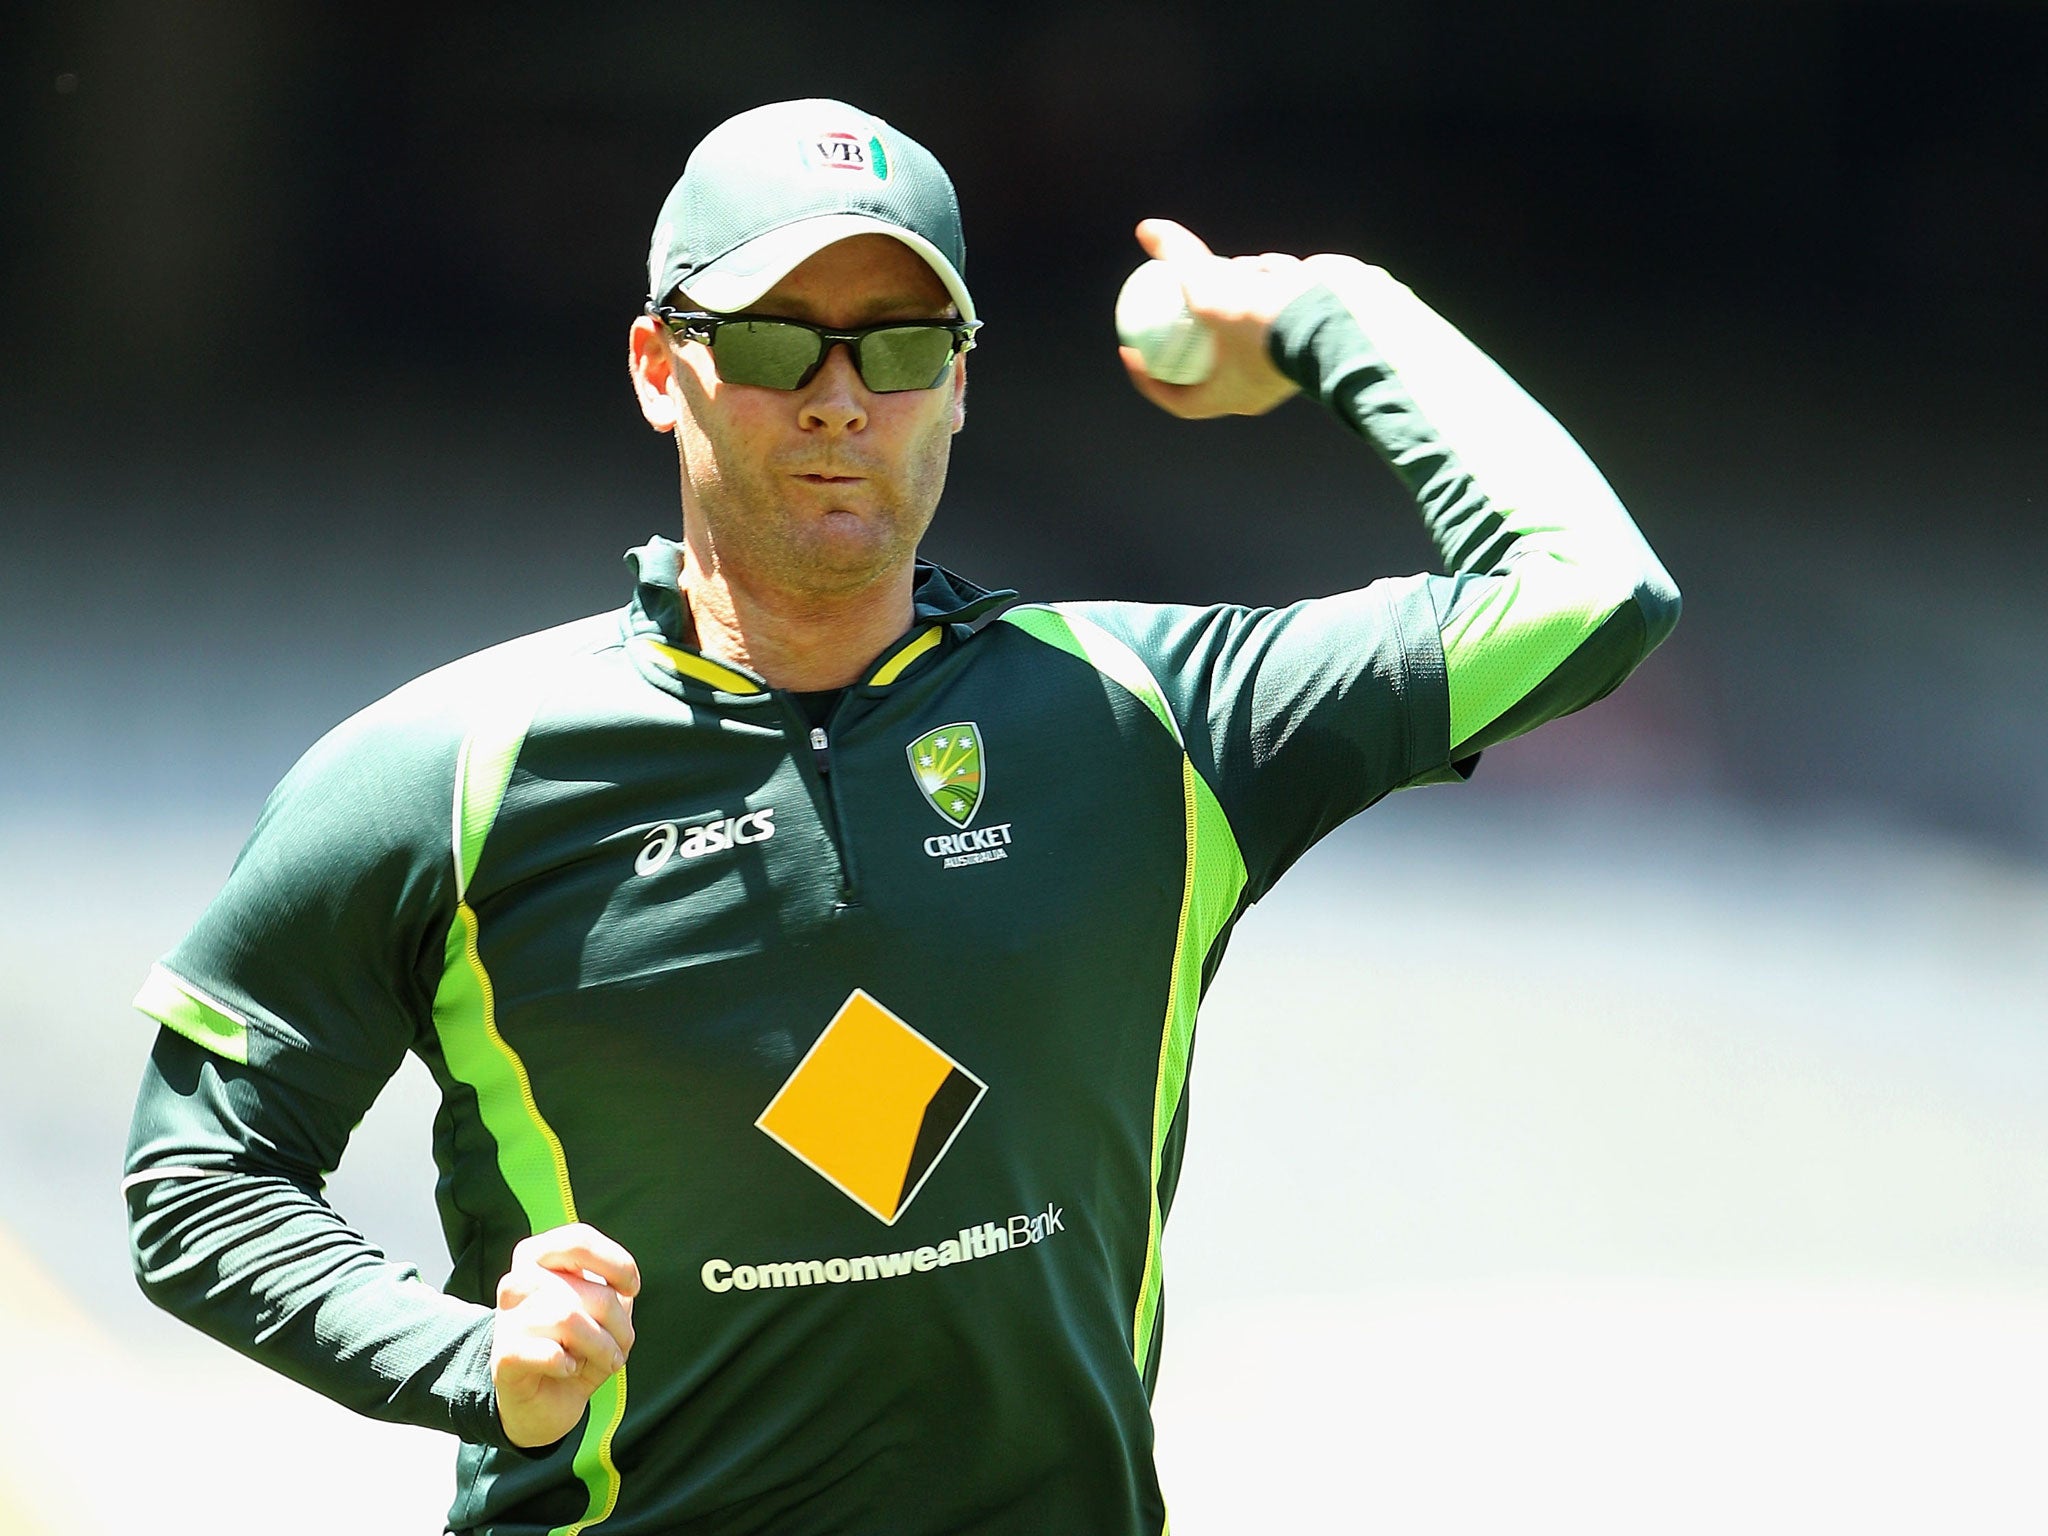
[3, 2, 2043, 1531]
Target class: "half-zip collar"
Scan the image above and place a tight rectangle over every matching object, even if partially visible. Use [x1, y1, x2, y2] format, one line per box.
[620, 535, 1020, 703]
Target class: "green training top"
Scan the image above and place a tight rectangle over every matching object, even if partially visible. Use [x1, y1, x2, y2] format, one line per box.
[125, 263, 1679, 1536]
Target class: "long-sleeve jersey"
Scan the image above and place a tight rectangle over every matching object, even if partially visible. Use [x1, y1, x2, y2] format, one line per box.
[125, 262, 1679, 1536]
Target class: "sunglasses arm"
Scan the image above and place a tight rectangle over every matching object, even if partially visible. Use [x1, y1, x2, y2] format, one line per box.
[646, 303, 719, 347]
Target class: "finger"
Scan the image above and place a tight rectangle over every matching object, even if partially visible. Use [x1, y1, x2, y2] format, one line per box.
[510, 1267, 636, 1361]
[1117, 345, 1193, 413]
[491, 1328, 581, 1382]
[553, 1270, 637, 1358]
[541, 1304, 629, 1379]
[512, 1224, 642, 1298]
[557, 1310, 626, 1384]
[1134, 218, 1213, 265]
[1122, 342, 1187, 403]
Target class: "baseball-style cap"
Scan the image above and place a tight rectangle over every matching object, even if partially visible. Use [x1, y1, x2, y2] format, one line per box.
[648, 99, 974, 323]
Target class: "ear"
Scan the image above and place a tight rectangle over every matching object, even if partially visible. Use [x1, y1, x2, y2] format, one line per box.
[949, 351, 968, 434]
[629, 315, 684, 432]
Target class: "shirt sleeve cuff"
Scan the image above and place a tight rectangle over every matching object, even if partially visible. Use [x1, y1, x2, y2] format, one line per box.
[1266, 283, 1363, 403]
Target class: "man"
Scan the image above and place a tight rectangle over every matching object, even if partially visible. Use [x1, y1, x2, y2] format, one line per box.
[125, 98, 1678, 1535]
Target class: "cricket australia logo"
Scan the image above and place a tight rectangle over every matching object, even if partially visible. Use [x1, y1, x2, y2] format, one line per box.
[908, 723, 1015, 869]
[908, 722, 984, 828]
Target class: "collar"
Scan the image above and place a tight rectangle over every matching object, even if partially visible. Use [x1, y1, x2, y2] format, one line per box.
[620, 536, 1020, 698]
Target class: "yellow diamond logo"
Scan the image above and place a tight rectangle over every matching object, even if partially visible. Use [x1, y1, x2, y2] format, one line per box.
[755, 990, 987, 1225]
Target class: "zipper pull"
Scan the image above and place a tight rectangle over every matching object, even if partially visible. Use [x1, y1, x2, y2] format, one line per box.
[809, 726, 830, 776]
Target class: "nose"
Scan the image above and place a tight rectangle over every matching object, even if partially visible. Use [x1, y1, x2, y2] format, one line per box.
[797, 342, 868, 434]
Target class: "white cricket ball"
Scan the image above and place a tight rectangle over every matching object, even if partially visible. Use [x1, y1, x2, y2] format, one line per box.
[1115, 259, 1215, 386]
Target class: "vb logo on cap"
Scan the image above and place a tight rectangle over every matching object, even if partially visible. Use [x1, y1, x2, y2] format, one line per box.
[802, 129, 891, 181]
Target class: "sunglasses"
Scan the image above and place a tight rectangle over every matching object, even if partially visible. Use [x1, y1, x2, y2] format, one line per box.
[648, 305, 981, 393]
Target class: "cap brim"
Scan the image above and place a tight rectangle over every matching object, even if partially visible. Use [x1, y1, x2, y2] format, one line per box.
[678, 213, 975, 324]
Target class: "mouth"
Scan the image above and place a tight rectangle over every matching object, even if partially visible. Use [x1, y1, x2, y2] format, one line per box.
[794, 472, 865, 485]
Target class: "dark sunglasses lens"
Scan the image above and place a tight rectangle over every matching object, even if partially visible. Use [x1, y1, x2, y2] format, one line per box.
[857, 326, 958, 392]
[710, 321, 825, 388]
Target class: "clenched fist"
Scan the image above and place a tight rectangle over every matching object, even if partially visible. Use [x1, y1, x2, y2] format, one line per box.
[490, 1223, 641, 1448]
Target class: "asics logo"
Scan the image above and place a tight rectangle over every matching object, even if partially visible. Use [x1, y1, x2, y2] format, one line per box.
[635, 809, 776, 876]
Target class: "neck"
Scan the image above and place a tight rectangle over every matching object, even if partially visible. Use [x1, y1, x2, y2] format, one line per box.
[678, 549, 917, 693]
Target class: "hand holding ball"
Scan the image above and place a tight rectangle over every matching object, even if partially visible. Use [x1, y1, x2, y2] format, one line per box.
[1115, 259, 1214, 386]
[1118, 219, 1304, 419]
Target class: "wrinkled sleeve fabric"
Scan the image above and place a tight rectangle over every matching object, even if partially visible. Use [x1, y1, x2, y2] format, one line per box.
[1079, 257, 1680, 901]
[122, 684, 512, 1447]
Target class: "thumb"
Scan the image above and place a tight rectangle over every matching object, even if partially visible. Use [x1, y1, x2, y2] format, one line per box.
[1135, 218, 1213, 266]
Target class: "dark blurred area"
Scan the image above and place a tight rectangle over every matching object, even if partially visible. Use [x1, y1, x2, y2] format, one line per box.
[4, 0, 2045, 856]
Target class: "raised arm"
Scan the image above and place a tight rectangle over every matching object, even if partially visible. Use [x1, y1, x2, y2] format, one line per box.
[1277, 252, 1678, 758]
[1121, 218, 1678, 763]
[1089, 220, 1679, 898]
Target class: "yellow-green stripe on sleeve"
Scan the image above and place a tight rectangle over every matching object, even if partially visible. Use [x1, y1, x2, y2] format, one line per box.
[134, 963, 251, 1065]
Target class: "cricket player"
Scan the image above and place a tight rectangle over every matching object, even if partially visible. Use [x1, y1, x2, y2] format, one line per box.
[125, 98, 1679, 1535]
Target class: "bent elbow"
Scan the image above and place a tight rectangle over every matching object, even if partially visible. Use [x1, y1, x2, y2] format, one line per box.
[126, 1196, 180, 1315]
[124, 1170, 210, 1323]
[130, 1246, 182, 1315]
[1634, 564, 1681, 655]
